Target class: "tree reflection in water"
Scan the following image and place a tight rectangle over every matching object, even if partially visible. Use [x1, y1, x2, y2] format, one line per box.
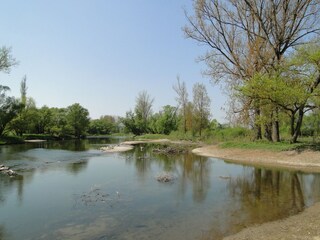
[66, 160, 89, 175]
[2, 141, 320, 240]
[0, 225, 10, 240]
[0, 174, 24, 205]
[123, 144, 320, 239]
[210, 169, 307, 238]
[123, 144, 211, 202]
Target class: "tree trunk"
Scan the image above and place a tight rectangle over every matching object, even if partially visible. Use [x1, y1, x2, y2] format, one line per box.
[272, 120, 280, 142]
[291, 107, 304, 143]
[254, 106, 262, 140]
[264, 122, 273, 141]
[272, 108, 280, 142]
[290, 114, 295, 137]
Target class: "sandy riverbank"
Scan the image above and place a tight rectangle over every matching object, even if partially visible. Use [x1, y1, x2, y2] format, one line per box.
[223, 202, 320, 240]
[192, 145, 320, 173]
[192, 144, 320, 240]
[100, 144, 134, 152]
[24, 139, 47, 143]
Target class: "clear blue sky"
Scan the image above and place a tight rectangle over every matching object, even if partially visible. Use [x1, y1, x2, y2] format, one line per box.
[0, 1, 227, 122]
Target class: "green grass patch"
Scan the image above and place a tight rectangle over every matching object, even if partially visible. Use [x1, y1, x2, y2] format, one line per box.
[219, 141, 306, 152]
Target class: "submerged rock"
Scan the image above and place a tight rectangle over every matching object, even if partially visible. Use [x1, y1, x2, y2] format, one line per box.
[0, 165, 18, 177]
[156, 172, 176, 183]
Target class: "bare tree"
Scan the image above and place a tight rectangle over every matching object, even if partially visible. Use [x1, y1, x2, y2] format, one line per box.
[0, 47, 17, 73]
[193, 83, 211, 137]
[173, 76, 189, 133]
[135, 90, 154, 129]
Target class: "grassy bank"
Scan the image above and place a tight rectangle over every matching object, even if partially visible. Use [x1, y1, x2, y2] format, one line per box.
[0, 136, 25, 145]
[219, 140, 320, 152]
[135, 133, 320, 152]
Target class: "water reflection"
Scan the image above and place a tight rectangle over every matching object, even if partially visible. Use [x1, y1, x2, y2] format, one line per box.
[228, 169, 305, 217]
[1, 140, 320, 240]
[0, 225, 10, 240]
[66, 161, 88, 175]
[123, 144, 211, 202]
[123, 145, 320, 239]
[202, 169, 314, 239]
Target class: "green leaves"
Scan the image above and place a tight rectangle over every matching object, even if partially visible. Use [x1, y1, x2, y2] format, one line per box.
[66, 103, 90, 138]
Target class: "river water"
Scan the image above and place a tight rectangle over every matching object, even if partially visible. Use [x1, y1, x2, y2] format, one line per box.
[0, 138, 319, 240]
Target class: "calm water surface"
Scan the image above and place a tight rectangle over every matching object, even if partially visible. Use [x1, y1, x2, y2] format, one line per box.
[0, 138, 320, 240]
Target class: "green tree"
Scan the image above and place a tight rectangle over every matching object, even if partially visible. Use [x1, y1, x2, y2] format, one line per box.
[122, 110, 142, 135]
[149, 105, 178, 134]
[9, 78, 36, 136]
[0, 47, 19, 136]
[0, 86, 22, 135]
[241, 42, 320, 143]
[8, 98, 37, 135]
[35, 106, 54, 134]
[89, 115, 116, 135]
[66, 103, 90, 138]
[49, 108, 69, 137]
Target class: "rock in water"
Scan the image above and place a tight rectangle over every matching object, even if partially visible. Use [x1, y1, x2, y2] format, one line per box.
[0, 165, 18, 177]
[156, 172, 176, 183]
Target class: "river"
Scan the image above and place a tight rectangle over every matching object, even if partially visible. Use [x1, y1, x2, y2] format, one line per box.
[0, 138, 319, 240]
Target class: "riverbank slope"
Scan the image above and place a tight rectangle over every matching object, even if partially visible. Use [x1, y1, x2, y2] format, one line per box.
[192, 145, 320, 173]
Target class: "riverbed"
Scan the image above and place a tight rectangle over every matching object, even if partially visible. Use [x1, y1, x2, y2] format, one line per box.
[0, 138, 320, 240]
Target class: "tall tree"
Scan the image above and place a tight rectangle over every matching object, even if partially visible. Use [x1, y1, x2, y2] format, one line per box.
[193, 83, 211, 137]
[8, 97, 37, 135]
[173, 76, 189, 133]
[66, 103, 90, 138]
[20, 75, 27, 106]
[0, 47, 19, 136]
[241, 41, 320, 143]
[134, 90, 154, 133]
[184, 0, 320, 142]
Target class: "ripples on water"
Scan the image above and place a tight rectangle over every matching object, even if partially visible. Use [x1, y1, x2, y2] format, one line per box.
[0, 138, 320, 240]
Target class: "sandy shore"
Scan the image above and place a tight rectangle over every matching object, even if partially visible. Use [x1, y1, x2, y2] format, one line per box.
[223, 202, 320, 240]
[192, 144, 320, 239]
[100, 144, 134, 153]
[192, 145, 320, 173]
[25, 139, 47, 143]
